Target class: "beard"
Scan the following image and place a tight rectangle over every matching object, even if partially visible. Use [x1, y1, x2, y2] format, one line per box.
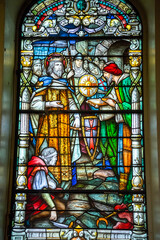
[35, 70, 42, 77]
[107, 74, 113, 86]
[54, 69, 63, 78]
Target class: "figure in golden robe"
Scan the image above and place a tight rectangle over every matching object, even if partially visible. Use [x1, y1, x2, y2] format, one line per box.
[30, 53, 80, 183]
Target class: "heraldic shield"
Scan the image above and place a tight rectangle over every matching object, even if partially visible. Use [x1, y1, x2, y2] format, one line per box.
[82, 116, 100, 161]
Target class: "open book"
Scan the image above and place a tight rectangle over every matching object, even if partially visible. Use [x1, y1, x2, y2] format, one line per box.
[86, 98, 115, 121]
[86, 99, 107, 109]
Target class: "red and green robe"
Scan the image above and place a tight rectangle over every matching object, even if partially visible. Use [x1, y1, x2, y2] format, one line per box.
[100, 75, 132, 189]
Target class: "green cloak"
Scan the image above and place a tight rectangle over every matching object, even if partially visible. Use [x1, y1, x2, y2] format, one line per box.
[100, 76, 132, 177]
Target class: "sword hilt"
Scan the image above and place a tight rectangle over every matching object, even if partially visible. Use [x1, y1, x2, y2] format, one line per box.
[70, 126, 82, 131]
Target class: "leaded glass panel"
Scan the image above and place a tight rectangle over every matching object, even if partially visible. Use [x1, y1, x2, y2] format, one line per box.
[10, 1, 147, 240]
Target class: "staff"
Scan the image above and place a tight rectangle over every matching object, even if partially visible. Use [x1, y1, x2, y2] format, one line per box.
[67, 41, 75, 87]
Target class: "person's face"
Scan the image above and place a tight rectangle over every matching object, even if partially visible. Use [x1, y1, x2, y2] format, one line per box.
[54, 61, 63, 72]
[33, 63, 42, 77]
[74, 19, 80, 26]
[103, 71, 111, 79]
[43, 20, 53, 27]
[99, 62, 104, 70]
[83, 18, 90, 26]
[75, 59, 83, 68]
[84, 60, 88, 69]
[103, 71, 113, 85]
[92, 67, 99, 75]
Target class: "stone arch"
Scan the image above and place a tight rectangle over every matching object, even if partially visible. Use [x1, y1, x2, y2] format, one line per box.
[107, 40, 131, 70]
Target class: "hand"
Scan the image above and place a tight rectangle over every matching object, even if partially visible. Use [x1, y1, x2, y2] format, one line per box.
[103, 98, 116, 107]
[46, 101, 64, 108]
[67, 70, 75, 79]
[36, 81, 43, 88]
[49, 207, 57, 221]
[73, 114, 80, 128]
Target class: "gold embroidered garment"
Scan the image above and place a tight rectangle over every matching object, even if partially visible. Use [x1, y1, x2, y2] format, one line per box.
[35, 87, 72, 183]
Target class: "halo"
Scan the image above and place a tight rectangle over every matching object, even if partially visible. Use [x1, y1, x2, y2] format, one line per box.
[44, 52, 67, 69]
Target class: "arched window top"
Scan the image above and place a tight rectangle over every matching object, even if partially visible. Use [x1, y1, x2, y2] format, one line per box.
[22, 0, 142, 37]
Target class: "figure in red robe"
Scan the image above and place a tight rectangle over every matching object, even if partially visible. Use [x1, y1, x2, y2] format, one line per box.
[26, 147, 65, 223]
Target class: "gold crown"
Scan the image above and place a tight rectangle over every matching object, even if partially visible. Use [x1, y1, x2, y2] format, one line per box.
[129, 50, 142, 67]
[21, 51, 33, 67]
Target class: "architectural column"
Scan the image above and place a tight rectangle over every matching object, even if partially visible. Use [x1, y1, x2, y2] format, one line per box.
[12, 50, 33, 240]
[129, 47, 147, 239]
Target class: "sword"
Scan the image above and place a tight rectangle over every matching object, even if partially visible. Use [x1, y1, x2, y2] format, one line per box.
[67, 41, 75, 87]
[51, 221, 69, 228]
[70, 126, 82, 131]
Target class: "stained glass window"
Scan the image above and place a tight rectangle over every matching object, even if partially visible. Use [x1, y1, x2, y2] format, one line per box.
[10, 0, 147, 239]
